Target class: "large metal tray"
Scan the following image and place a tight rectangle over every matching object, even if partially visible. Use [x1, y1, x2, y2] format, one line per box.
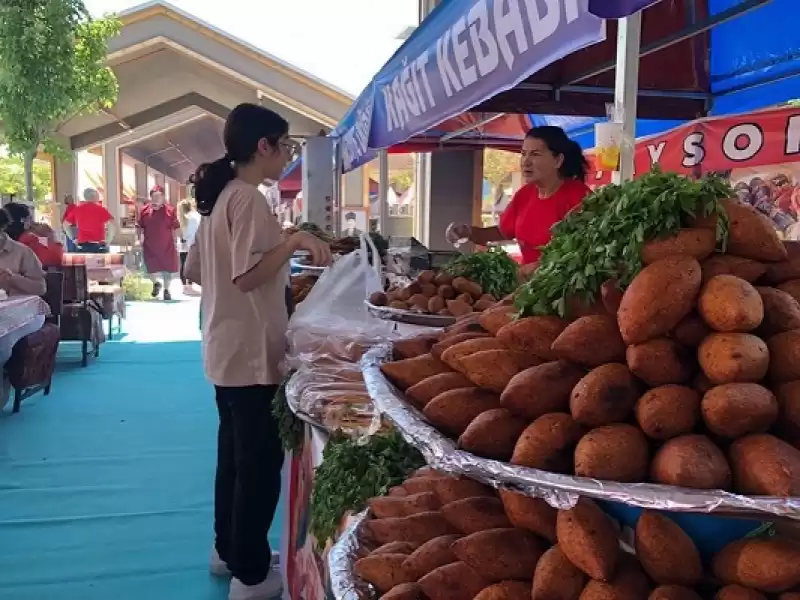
[365, 301, 456, 327]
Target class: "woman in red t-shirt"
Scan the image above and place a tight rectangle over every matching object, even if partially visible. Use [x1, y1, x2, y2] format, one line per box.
[447, 126, 591, 275]
[4, 202, 64, 267]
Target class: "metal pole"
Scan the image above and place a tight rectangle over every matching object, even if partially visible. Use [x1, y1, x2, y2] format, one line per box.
[414, 0, 438, 244]
[612, 12, 642, 184]
[333, 141, 343, 237]
[378, 150, 389, 234]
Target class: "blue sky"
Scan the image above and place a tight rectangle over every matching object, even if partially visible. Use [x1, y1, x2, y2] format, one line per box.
[84, 0, 419, 96]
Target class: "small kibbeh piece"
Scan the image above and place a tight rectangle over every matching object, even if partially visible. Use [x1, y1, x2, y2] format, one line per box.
[728, 434, 800, 497]
[701, 383, 779, 438]
[617, 255, 702, 345]
[651, 434, 731, 490]
[495, 315, 568, 360]
[511, 413, 584, 474]
[570, 363, 641, 427]
[501, 361, 586, 420]
[635, 385, 700, 440]
[698, 275, 763, 332]
[574, 424, 649, 483]
[556, 498, 620, 581]
[634, 510, 702, 586]
[551, 314, 626, 367]
[698, 333, 769, 385]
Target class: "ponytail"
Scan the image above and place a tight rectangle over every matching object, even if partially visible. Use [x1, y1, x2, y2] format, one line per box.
[560, 140, 589, 183]
[191, 157, 236, 217]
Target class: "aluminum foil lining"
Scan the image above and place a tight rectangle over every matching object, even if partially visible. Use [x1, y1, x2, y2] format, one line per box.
[329, 510, 374, 600]
[285, 366, 383, 438]
[365, 301, 456, 327]
[361, 345, 800, 520]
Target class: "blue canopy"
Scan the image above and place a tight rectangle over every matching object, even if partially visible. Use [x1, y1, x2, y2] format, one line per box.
[334, 0, 617, 172]
[333, 0, 800, 170]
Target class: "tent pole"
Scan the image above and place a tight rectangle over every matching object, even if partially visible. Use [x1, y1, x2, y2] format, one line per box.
[612, 11, 642, 184]
[414, 0, 438, 246]
[378, 150, 390, 234]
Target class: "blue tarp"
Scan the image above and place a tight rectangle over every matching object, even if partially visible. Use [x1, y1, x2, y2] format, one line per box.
[331, 0, 800, 171]
[333, 0, 609, 172]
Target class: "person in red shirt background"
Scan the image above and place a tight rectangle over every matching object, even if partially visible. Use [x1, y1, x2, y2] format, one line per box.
[62, 187, 117, 253]
[61, 194, 79, 252]
[4, 202, 64, 267]
[446, 126, 591, 277]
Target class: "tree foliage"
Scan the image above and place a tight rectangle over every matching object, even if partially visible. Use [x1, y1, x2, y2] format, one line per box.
[0, 0, 120, 200]
[0, 154, 52, 208]
[483, 148, 520, 188]
[390, 170, 414, 194]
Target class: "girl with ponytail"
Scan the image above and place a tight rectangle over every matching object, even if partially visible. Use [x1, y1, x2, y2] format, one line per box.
[446, 125, 591, 274]
[184, 103, 331, 600]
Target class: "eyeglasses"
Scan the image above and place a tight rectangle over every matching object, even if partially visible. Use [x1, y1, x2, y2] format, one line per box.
[280, 140, 302, 162]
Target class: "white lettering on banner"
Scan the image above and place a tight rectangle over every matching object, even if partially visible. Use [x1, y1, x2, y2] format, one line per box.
[522, 0, 560, 44]
[341, 103, 373, 169]
[722, 123, 762, 161]
[682, 132, 705, 168]
[469, 1, 500, 76]
[786, 115, 800, 155]
[382, 86, 399, 132]
[452, 17, 478, 87]
[494, 0, 529, 70]
[413, 54, 436, 111]
[436, 29, 464, 97]
[400, 63, 422, 117]
[383, 0, 588, 134]
[647, 141, 666, 165]
[391, 78, 411, 128]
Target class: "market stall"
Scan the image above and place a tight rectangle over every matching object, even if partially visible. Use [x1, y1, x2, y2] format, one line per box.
[281, 1, 800, 598]
[328, 168, 800, 600]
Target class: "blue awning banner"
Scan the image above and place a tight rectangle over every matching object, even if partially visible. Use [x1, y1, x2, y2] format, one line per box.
[368, 0, 605, 150]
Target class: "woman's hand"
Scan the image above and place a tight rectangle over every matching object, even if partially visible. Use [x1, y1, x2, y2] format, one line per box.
[445, 222, 472, 245]
[519, 261, 539, 280]
[290, 231, 333, 267]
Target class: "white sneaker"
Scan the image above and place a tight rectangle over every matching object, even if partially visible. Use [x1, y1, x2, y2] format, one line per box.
[228, 566, 283, 600]
[210, 547, 231, 577]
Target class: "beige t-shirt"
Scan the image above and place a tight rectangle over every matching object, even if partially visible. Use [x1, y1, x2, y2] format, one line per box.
[193, 179, 288, 387]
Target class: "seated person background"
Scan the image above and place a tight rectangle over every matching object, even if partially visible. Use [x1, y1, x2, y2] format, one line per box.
[62, 187, 116, 253]
[0, 207, 46, 296]
[4, 202, 64, 267]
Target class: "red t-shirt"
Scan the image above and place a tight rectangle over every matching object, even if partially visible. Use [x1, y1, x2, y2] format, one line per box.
[499, 180, 589, 264]
[18, 231, 64, 267]
[65, 201, 113, 243]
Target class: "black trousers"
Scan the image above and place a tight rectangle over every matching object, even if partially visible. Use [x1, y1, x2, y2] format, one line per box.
[214, 385, 284, 585]
[77, 241, 108, 253]
[179, 251, 189, 284]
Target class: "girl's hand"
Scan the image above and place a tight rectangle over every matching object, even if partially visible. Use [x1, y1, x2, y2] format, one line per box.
[290, 231, 332, 267]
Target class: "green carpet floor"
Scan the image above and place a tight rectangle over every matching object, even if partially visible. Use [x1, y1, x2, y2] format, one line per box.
[0, 300, 284, 599]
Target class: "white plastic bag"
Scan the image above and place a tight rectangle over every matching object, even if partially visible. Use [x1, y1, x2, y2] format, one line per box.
[286, 233, 394, 366]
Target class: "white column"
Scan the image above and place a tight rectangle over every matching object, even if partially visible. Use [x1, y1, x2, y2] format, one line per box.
[134, 161, 148, 203]
[102, 144, 120, 223]
[612, 12, 642, 183]
[302, 136, 335, 235]
[378, 150, 390, 234]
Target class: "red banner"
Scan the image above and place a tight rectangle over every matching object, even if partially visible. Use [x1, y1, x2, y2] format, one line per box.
[587, 106, 800, 187]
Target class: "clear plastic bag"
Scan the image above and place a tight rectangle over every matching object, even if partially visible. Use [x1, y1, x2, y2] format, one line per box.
[287, 233, 395, 367]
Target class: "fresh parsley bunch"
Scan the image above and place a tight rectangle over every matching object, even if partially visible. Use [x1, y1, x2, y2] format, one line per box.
[445, 246, 520, 299]
[515, 168, 731, 318]
[309, 430, 424, 543]
[271, 371, 305, 453]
